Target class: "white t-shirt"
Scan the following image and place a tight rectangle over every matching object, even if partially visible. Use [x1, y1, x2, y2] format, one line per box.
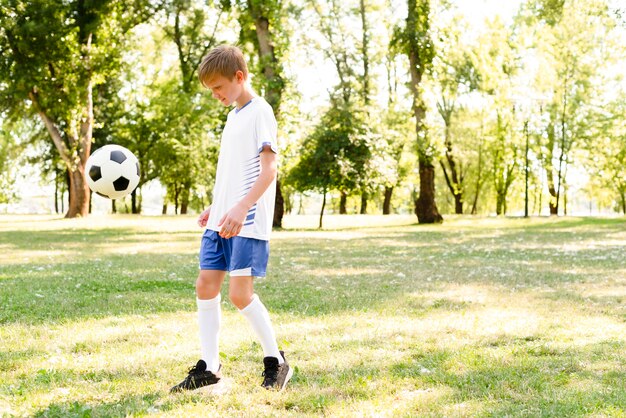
[206, 97, 278, 241]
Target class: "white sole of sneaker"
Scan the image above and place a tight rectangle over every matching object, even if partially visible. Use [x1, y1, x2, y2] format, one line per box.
[280, 366, 294, 392]
[197, 378, 231, 396]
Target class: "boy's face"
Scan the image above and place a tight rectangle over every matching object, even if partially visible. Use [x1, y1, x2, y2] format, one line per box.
[205, 71, 246, 107]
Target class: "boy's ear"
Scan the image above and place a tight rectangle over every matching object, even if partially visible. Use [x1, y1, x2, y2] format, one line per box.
[235, 70, 246, 83]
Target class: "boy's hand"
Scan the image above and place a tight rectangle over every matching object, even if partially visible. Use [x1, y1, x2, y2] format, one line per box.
[217, 202, 248, 238]
[197, 206, 211, 228]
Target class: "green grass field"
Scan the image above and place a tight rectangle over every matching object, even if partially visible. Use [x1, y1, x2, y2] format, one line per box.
[1, 214, 625, 417]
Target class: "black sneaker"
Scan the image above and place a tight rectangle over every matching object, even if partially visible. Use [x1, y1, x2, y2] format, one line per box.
[261, 351, 293, 391]
[170, 360, 221, 392]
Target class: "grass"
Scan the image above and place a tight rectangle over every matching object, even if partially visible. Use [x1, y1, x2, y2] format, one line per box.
[0, 214, 625, 417]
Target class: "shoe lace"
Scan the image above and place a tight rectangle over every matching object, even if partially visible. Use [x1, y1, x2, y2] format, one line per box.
[262, 365, 279, 383]
[187, 364, 203, 377]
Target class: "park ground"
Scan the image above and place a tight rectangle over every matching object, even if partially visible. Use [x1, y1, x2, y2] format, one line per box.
[0, 214, 625, 417]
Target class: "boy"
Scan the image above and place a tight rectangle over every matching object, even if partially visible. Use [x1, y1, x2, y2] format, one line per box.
[170, 45, 292, 392]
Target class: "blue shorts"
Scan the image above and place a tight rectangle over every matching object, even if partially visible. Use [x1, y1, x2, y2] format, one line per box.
[199, 229, 270, 277]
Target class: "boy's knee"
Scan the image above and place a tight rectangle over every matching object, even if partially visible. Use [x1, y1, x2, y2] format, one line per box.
[229, 290, 252, 310]
[196, 272, 222, 299]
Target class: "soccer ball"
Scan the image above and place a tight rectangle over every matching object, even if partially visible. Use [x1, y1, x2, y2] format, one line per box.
[86, 145, 140, 200]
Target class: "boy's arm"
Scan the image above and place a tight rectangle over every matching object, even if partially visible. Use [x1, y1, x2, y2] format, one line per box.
[217, 145, 277, 238]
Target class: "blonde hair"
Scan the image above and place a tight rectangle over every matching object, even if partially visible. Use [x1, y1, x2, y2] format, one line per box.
[198, 45, 248, 88]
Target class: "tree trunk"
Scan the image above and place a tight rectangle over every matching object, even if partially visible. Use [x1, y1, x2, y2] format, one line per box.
[62, 169, 68, 214]
[174, 183, 181, 215]
[297, 194, 304, 215]
[383, 186, 393, 215]
[405, 0, 441, 224]
[32, 107, 91, 218]
[162, 204, 167, 215]
[440, 160, 463, 215]
[620, 188, 626, 215]
[131, 188, 140, 214]
[319, 189, 326, 229]
[28, 50, 93, 219]
[339, 191, 347, 214]
[524, 121, 530, 218]
[180, 184, 190, 215]
[547, 177, 558, 215]
[555, 92, 569, 218]
[471, 140, 484, 215]
[544, 111, 559, 216]
[249, 6, 286, 229]
[496, 193, 504, 216]
[273, 180, 284, 228]
[54, 171, 60, 214]
[112, 199, 117, 214]
[454, 194, 462, 215]
[415, 158, 443, 223]
[438, 107, 463, 215]
[283, 184, 291, 214]
[66, 167, 90, 218]
[359, 0, 370, 106]
[360, 192, 367, 214]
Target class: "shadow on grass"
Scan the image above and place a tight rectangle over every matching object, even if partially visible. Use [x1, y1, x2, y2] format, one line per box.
[32, 392, 163, 418]
[516, 216, 626, 231]
[0, 228, 197, 250]
[389, 339, 626, 416]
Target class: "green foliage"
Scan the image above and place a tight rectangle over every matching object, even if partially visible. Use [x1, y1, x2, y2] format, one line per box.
[0, 0, 160, 216]
[523, 0, 566, 26]
[392, 0, 438, 170]
[0, 123, 17, 204]
[1, 0, 626, 217]
[234, 0, 288, 112]
[0, 0, 157, 126]
[391, 0, 434, 68]
[519, 0, 620, 214]
[287, 101, 372, 196]
[582, 95, 626, 213]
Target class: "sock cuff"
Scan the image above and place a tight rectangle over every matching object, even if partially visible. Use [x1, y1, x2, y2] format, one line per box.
[239, 294, 260, 314]
[197, 293, 221, 310]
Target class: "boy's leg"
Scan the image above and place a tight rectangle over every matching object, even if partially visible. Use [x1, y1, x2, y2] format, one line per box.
[229, 276, 283, 363]
[230, 275, 293, 390]
[196, 269, 226, 373]
[171, 231, 227, 392]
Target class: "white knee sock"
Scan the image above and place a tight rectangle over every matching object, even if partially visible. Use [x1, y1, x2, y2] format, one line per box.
[197, 294, 221, 373]
[239, 294, 283, 364]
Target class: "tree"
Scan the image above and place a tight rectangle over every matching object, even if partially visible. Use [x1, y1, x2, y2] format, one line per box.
[432, 15, 481, 214]
[377, 49, 413, 215]
[583, 91, 626, 214]
[521, 0, 615, 215]
[492, 112, 518, 215]
[288, 101, 371, 228]
[393, 0, 442, 223]
[471, 15, 523, 216]
[0, 0, 159, 217]
[0, 117, 23, 204]
[309, 0, 362, 216]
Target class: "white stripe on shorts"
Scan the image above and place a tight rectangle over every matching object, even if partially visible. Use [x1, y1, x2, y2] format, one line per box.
[230, 267, 253, 276]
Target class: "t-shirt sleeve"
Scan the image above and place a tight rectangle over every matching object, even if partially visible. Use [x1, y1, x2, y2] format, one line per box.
[255, 105, 278, 154]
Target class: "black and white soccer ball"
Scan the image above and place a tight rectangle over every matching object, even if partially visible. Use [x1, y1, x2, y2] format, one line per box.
[86, 145, 140, 200]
